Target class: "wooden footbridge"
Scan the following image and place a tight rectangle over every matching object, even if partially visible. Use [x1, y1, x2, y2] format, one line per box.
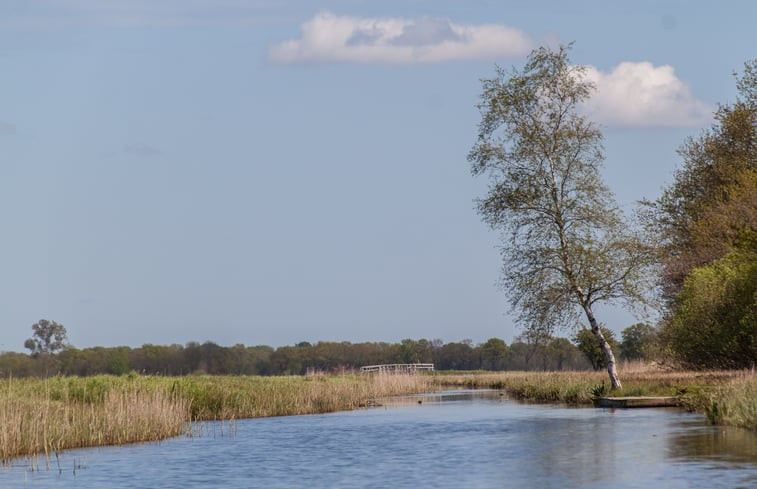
[360, 363, 434, 373]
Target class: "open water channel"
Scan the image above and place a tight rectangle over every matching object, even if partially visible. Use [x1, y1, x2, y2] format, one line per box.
[3, 390, 757, 488]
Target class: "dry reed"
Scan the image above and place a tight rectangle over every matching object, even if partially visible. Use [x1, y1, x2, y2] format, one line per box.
[0, 380, 188, 463]
[0, 372, 432, 463]
[692, 370, 757, 430]
[430, 369, 744, 404]
[3, 369, 753, 463]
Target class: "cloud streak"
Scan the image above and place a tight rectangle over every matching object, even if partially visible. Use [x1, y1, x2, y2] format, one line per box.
[582, 62, 711, 127]
[269, 12, 534, 64]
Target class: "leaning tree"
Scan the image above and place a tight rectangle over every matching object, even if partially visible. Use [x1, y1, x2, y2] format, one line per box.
[468, 45, 653, 389]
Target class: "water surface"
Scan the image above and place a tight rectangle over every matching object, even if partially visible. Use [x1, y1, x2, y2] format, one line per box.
[4, 390, 757, 488]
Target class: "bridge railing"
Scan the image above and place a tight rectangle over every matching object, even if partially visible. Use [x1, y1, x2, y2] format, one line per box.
[360, 363, 435, 373]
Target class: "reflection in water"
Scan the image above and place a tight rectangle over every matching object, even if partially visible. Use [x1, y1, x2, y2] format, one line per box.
[384, 389, 500, 405]
[2, 390, 756, 489]
[669, 419, 757, 464]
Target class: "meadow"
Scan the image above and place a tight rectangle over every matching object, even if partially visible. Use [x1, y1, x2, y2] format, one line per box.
[2, 368, 755, 463]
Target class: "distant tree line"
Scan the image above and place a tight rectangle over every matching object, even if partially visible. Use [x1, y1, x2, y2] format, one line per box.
[1, 320, 663, 377]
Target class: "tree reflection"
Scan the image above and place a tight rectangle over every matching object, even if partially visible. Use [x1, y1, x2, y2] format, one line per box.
[668, 422, 757, 464]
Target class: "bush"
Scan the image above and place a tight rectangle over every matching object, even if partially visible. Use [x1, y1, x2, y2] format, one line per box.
[664, 242, 757, 369]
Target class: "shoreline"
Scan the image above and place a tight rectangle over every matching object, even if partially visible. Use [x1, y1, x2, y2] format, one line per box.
[2, 370, 754, 463]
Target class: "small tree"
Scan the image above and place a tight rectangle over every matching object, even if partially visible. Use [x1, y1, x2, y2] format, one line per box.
[514, 329, 551, 371]
[24, 319, 68, 377]
[468, 45, 653, 389]
[479, 338, 509, 370]
[620, 323, 657, 361]
[574, 327, 619, 371]
[24, 319, 68, 357]
[547, 337, 583, 371]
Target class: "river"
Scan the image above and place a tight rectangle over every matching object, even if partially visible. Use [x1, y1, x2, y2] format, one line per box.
[3, 390, 757, 488]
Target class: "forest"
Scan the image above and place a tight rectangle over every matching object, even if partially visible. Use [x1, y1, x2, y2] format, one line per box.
[1, 322, 658, 377]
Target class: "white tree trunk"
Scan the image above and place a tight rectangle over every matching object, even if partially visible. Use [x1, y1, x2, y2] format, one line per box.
[583, 304, 622, 390]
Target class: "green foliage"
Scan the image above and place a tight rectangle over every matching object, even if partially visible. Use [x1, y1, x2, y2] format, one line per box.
[0, 335, 595, 378]
[663, 240, 757, 369]
[573, 327, 619, 371]
[479, 338, 509, 370]
[547, 337, 585, 370]
[107, 347, 131, 375]
[24, 319, 68, 356]
[648, 59, 756, 300]
[0, 352, 36, 377]
[620, 323, 658, 361]
[468, 44, 654, 389]
[468, 45, 653, 336]
[703, 375, 757, 430]
[433, 340, 477, 370]
[397, 338, 433, 364]
[644, 59, 757, 370]
[590, 381, 608, 398]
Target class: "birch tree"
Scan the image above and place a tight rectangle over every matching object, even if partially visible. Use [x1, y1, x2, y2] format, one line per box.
[468, 45, 652, 389]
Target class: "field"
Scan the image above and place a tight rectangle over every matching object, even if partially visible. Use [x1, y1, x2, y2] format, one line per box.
[1, 368, 755, 463]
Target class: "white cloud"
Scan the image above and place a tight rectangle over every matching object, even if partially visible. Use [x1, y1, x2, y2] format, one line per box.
[269, 12, 534, 64]
[581, 62, 711, 127]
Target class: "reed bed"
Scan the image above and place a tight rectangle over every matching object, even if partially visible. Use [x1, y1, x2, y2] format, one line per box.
[0, 372, 432, 462]
[691, 370, 757, 430]
[0, 380, 188, 463]
[430, 369, 744, 405]
[165, 372, 433, 419]
[3, 369, 754, 463]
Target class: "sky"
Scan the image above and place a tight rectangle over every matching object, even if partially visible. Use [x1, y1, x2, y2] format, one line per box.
[1, 0, 755, 351]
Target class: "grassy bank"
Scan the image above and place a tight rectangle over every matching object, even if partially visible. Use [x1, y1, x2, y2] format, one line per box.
[0, 373, 432, 462]
[685, 370, 757, 431]
[431, 368, 757, 430]
[0, 379, 188, 463]
[3, 369, 755, 463]
[431, 369, 741, 404]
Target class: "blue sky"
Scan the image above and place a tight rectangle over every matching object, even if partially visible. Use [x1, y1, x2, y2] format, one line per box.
[1, 0, 755, 351]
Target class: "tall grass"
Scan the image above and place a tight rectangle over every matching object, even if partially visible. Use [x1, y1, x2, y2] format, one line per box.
[3, 369, 754, 463]
[691, 370, 757, 430]
[0, 379, 188, 462]
[163, 372, 434, 419]
[0, 372, 432, 462]
[430, 369, 744, 405]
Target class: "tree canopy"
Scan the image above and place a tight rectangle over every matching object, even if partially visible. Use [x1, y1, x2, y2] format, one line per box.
[649, 59, 756, 301]
[1, 336, 595, 378]
[574, 327, 619, 371]
[619, 323, 658, 361]
[468, 45, 653, 389]
[24, 320, 68, 356]
[648, 59, 757, 369]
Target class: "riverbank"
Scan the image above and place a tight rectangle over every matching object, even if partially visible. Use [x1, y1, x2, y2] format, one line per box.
[0, 373, 432, 462]
[2, 369, 755, 463]
[431, 369, 757, 430]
